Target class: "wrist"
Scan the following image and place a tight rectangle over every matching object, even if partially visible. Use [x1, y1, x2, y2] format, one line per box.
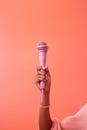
[40, 92, 50, 106]
[43, 89, 50, 96]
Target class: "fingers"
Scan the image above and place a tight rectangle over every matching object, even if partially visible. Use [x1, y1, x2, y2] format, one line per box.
[35, 66, 51, 94]
[37, 66, 50, 75]
[35, 66, 50, 86]
[35, 67, 46, 83]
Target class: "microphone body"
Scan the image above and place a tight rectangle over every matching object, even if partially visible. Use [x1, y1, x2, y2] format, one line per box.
[37, 42, 48, 89]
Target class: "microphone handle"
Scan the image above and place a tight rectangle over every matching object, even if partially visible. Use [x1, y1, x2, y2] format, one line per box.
[39, 52, 46, 89]
[40, 71, 46, 89]
[40, 67, 46, 102]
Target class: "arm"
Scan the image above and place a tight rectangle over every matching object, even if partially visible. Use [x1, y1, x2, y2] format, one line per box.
[39, 93, 52, 130]
[35, 67, 52, 130]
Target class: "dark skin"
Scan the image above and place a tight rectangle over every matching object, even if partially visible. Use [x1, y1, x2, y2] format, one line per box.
[35, 66, 52, 130]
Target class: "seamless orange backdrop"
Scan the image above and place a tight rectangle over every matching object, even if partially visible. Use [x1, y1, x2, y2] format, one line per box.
[0, 0, 87, 130]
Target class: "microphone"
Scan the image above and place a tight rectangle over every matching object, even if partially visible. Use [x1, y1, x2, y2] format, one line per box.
[37, 41, 48, 90]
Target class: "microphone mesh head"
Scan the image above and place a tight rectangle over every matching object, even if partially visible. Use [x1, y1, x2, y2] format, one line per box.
[37, 41, 48, 51]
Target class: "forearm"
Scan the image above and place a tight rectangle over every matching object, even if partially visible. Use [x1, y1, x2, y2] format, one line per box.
[39, 93, 52, 130]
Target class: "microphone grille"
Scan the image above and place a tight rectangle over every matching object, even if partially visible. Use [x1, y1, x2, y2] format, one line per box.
[37, 41, 48, 51]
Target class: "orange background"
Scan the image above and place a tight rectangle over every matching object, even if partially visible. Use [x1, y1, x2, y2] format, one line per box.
[0, 0, 87, 130]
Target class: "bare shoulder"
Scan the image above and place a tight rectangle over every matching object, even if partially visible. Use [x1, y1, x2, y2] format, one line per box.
[61, 104, 87, 130]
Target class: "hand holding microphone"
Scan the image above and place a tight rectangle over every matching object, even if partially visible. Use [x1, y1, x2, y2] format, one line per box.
[37, 42, 48, 90]
[36, 42, 51, 95]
